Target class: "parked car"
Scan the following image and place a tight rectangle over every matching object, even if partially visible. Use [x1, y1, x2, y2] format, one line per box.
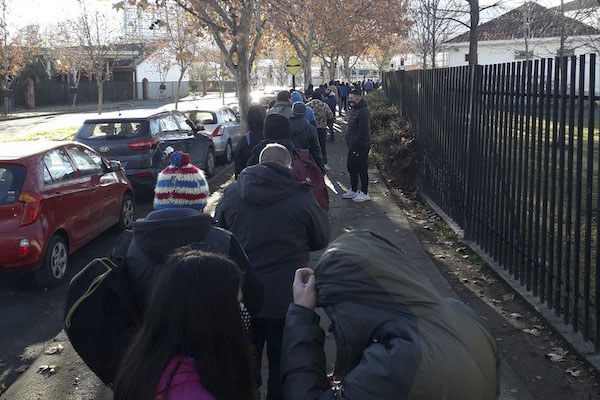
[179, 106, 241, 164]
[74, 109, 216, 192]
[0, 141, 134, 287]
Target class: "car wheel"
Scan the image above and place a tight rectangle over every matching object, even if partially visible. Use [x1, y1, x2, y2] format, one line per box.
[204, 147, 216, 177]
[219, 141, 233, 165]
[35, 235, 68, 288]
[116, 193, 135, 231]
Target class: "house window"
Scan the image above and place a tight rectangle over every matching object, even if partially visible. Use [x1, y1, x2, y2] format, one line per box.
[464, 53, 469, 62]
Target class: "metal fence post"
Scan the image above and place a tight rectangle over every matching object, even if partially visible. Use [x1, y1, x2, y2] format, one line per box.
[463, 65, 483, 240]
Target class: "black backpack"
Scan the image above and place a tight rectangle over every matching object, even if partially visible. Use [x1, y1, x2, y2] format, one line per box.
[64, 230, 138, 387]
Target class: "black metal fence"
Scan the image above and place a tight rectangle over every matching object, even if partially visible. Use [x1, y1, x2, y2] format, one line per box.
[11, 80, 135, 109]
[383, 54, 600, 349]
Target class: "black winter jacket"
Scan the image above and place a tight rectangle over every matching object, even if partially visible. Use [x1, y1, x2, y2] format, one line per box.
[289, 116, 325, 172]
[346, 98, 370, 150]
[124, 208, 263, 315]
[214, 164, 331, 318]
[234, 128, 264, 178]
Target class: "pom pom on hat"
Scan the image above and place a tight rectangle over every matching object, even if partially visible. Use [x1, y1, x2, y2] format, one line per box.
[154, 151, 209, 211]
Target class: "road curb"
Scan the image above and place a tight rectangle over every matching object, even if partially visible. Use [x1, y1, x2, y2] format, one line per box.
[420, 192, 600, 375]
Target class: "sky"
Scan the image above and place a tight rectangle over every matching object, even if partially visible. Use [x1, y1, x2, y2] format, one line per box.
[6, 0, 569, 31]
[7, 0, 123, 29]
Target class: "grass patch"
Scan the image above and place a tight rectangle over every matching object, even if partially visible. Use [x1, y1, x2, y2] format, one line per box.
[3, 126, 79, 143]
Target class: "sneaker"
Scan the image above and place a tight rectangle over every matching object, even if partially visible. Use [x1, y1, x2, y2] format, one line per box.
[342, 190, 358, 199]
[324, 164, 331, 172]
[352, 192, 371, 203]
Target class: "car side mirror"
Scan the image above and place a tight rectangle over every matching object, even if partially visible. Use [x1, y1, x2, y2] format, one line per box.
[108, 160, 122, 172]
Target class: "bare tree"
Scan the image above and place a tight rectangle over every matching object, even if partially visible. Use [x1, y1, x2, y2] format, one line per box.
[157, 4, 200, 108]
[75, 1, 123, 113]
[0, 0, 25, 114]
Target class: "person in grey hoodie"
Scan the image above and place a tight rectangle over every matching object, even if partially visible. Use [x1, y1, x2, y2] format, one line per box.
[289, 101, 325, 172]
[215, 143, 331, 400]
[267, 91, 293, 119]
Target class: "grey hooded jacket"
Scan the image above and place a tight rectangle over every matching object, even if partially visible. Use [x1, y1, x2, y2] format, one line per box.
[282, 230, 499, 400]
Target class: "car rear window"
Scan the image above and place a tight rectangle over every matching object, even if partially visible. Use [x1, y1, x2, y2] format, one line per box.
[183, 111, 216, 125]
[76, 121, 148, 140]
[0, 165, 27, 205]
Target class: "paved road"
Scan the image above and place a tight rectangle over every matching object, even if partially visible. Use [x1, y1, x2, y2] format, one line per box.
[0, 93, 238, 142]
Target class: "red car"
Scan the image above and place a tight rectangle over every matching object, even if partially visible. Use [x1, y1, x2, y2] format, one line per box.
[0, 141, 134, 287]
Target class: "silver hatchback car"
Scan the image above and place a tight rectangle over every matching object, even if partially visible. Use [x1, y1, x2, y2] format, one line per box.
[181, 107, 241, 164]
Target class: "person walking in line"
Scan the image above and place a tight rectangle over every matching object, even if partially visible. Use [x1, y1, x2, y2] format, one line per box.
[324, 88, 337, 142]
[234, 104, 267, 178]
[215, 143, 331, 400]
[114, 250, 259, 400]
[290, 101, 325, 172]
[122, 151, 263, 316]
[281, 230, 499, 400]
[364, 79, 374, 94]
[291, 91, 317, 128]
[246, 114, 296, 168]
[267, 91, 293, 119]
[338, 82, 349, 114]
[342, 89, 371, 203]
[307, 88, 334, 172]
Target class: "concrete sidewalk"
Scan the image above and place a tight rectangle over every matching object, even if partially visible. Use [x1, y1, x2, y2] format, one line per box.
[1, 118, 533, 399]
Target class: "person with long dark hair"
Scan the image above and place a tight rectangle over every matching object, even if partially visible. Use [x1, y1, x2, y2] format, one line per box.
[114, 249, 258, 400]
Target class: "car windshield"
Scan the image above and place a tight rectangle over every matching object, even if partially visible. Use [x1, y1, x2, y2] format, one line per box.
[0, 165, 26, 205]
[76, 121, 148, 140]
[183, 111, 216, 125]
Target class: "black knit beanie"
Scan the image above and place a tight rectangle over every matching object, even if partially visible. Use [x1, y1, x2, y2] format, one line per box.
[264, 114, 291, 140]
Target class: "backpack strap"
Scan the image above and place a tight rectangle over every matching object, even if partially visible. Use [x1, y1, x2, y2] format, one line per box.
[245, 131, 251, 146]
[111, 230, 133, 268]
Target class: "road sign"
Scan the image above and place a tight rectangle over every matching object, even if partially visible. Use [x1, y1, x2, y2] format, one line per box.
[286, 57, 302, 76]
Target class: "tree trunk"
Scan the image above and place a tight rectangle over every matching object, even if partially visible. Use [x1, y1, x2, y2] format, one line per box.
[236, 41, 251, 134]
[72, 71, 80, 108]
[468, 0, 479, 66]
[97, 79, 103, 114]
[343, 56, 351, 82]
[175, 69, 184, 110]
[304, 44, 313, 88]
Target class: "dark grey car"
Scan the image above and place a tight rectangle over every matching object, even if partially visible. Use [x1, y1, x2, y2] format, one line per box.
[74, 109, 215, 192]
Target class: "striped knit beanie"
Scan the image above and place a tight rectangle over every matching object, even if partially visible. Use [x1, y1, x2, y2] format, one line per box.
[154, 152, 209, 211]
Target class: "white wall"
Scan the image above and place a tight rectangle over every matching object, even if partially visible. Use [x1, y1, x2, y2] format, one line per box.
[446, 37, 597, 67]
[136, 58, 190, 83]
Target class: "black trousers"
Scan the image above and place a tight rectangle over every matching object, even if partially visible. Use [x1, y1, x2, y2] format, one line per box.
[252, 318, 285, 400]
[347, 145, 370, 194]
[317, 128, 328, 164]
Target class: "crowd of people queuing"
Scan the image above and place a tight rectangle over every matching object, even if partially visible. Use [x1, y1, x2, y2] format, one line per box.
[69, 79, 500, 400]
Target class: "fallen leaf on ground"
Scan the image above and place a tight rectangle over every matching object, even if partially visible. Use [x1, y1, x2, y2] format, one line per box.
[502, 294, 515, 301]
[565, 367, 583, 377]
[462, 255, 470, 259]
[44, 344, 64, 355]
[456, 247, 467, 253]
[523, 328, 541, 337]
[509, 313, 523, 319]
[546, 349, 568, 362]
[37, 365, 61, 375]
[510, 388, 518, 394]
[16, 365, 28, 373]
[435, 254, 445, 259]
[0, 383, 6, 393]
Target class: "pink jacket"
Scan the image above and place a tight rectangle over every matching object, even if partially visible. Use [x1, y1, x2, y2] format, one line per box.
[155, 356, 216, 400]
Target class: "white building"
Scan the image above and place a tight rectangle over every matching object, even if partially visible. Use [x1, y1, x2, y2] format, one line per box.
[445, 2, 600, 67]
[135, 49, 190, 100]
